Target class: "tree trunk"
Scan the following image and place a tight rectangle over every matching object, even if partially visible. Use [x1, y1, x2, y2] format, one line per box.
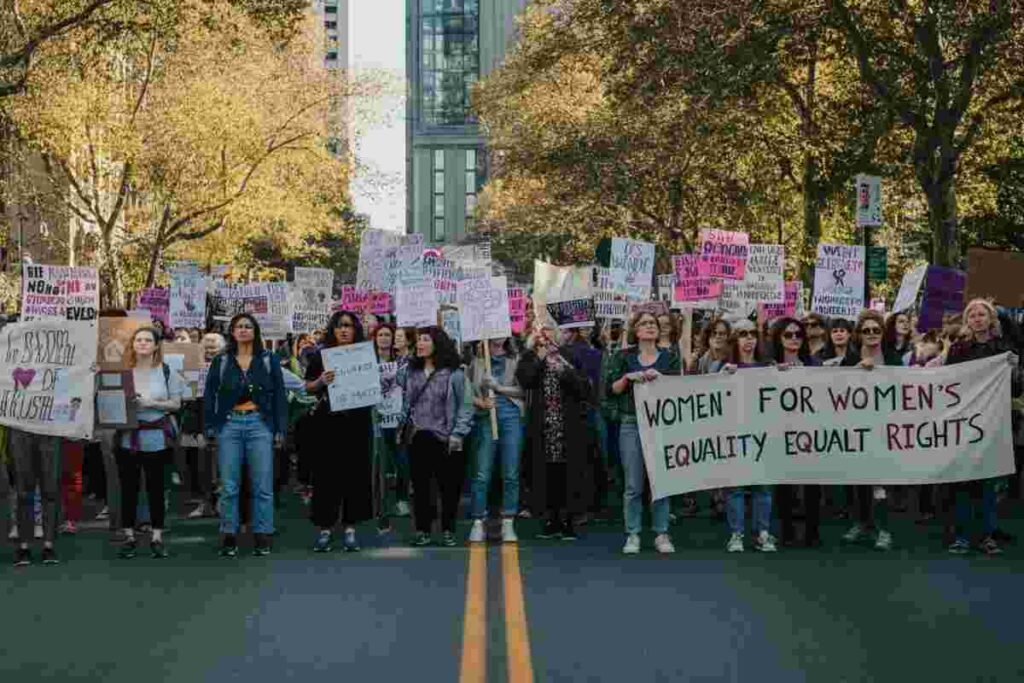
[144, 240, 163, 288]
[800, 153, 823, 287]
[924, 175, 959, 268]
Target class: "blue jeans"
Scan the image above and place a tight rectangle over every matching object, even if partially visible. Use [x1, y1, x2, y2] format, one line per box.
[726, 487, 772, 535]
[470, 407, 523, 518]
[217, 412, 275, 535]
[953, 480, 997, 540]
[620, 421, 669, 535]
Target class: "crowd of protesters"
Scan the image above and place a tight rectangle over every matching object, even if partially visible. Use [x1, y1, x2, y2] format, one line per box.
[3, 297, 1022, 567]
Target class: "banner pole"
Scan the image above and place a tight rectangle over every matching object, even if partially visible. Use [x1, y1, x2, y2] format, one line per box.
[680, 309, 693, 372]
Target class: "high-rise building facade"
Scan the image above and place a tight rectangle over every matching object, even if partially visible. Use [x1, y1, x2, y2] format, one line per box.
[313, 0, 354, 157]
[406, 0, 528, 242]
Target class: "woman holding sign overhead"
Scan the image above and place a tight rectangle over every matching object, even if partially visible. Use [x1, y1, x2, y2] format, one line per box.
[204, 314, 287, 558]
[606, 311, 680, 554]
[304, 311, 375, 553]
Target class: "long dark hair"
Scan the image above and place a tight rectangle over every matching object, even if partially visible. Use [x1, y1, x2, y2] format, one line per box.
[225, 313, 265, 356]
[323, 310, 366, 348]
[769, 317, 813, 364]
[823, 318, 855, 360]
[374, 323, 397, 362]
[408, 326, 461, 371]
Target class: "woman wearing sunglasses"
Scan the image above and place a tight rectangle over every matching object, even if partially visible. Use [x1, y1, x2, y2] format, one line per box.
[770, 317, 823, 547]
[837, 310, 904, 551]
[720, 320, 776, 552]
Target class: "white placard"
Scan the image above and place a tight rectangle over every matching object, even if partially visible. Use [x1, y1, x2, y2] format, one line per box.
[396, 281, 439, 328]
[892, 264, 928, 313]
[292, 267, 333, 332]
[856, 174, 883, 227]
[811, 244, 865, 319]
[610, 238, 655, 299]
[321, 342, 381, 412]
[458, 276, 511, 342]
[21, 264, 99, 322]
[170, 273, 207, 329]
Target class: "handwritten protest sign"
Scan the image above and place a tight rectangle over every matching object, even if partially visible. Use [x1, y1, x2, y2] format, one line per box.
[892, 264, 928, 314]
[699, 230, 750, 280]
[292, 267, 333, 332]
[458, 276, 511, 342]
[339, 287, 393, 316]
[396, 281, 439, 328]
[508, 288, 527, 334]
[546, 299, 596, 329]
[170, 273, 207, 329]
[918, 266, 966, 332]
[442, 309, 462, 346]
[758, 281, 803, 321]
[321, 341, 381, 412]
[137, 288, 170, 327]
[21, 265, 99, 322]
[0, 320, 97, 439]
[610, 238, 655, 299]
[357, 230, 424, 294]
[594, 267, 629, 320]
[672, 255, 722, 305]
[424, 254, 457, 305]
[207, 283, 270, 335]
[855, 174, 883, 227]
[260, 282, 293, 338]
[811, 244, 865, 318]
[635, 355, 1015, 498]
[378, 361, 403, 429]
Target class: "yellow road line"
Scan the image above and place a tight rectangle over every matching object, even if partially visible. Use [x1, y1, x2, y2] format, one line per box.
[459, 544, 488, 683]
[502, 544, 535, 683]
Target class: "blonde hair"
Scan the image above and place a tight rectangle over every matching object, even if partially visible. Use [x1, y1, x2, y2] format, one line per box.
[962, 298, 1001, 337]
[124, 327, 164, 368]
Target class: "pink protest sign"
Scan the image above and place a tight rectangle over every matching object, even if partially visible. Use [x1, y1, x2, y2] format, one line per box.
[699, 229, 750, 280]
[673, 255, 723, 302]
[508, 288, 526, 334]
[339, 287, 392, 315]
[137, 287, 170, 327]
[758, 281, 801, 320]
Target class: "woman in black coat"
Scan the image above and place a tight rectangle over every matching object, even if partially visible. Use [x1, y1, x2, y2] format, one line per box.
[516, 320, 593, 540]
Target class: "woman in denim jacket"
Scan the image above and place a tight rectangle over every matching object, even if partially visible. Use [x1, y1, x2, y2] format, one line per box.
[204, 313, 287, 558]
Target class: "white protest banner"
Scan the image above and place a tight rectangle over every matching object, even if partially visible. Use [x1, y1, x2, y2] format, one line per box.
[610, 238, 655, 299]
[321, 341, 381, 412]
[855, 174, 883, 227]
[892, 264, 928, 313]
[444, 240, 492, 271]
[261, 282, 293, 338]
[424, 254, 458, 305]
[634, 355, 1014, 499]
[378, 361, 403, 429]
[699, 229, 750, 280]
[594, 267, 628, 321]
[812, 244, 865, 319]
[396, 281, 439, 328]
[0, 320, 97, 439]
[21, 265, 99, 322]
[292, 267, 333, 332]
[458, 276, 511, 342]
[170, 273, 207, 329]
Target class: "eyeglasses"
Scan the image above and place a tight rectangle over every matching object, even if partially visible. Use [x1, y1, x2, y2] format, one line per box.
[735, 331, 756, 340]
[859, 326, 882, 335]
[782, 331, 804, 340]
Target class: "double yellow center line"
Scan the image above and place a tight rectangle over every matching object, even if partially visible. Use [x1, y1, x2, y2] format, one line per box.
[459, 544, 534, 683]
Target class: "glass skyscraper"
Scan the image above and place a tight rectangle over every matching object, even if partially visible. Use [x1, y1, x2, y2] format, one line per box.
[406, 0, 528, 243]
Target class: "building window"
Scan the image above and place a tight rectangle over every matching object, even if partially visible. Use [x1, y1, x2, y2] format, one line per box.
[465, 149, 481, 230]
[432, 150, 446, 242]
[421, 0, 480, 126]
[324, 3, 337, 14]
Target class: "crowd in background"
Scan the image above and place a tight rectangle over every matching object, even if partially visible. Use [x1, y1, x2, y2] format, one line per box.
[3, 297, 1023, 567]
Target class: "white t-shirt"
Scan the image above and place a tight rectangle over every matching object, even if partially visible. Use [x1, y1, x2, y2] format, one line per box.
[120, 366, 185, 452]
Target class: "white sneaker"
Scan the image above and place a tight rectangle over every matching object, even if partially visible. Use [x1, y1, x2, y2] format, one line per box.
[187, 503, 208, 519]
[395, 501, 411, 517]
[654, 533, 675, 554]
[622, 533, 641, 555]
[34, 524, 43, 539]
[95, 506, 110, 521]
[501, 518, 518, 543]
[755, 530, 777, 553]
[727, 532, 744, 552]
[468, 519, 486, 543]
[842, 524, 866, 543]
[7, 525, 17, 540]
[874, 529, 892, 551]
[171, 472, 182, 486]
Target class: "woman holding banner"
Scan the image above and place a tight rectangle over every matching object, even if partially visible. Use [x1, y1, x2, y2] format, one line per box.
[304, 311, 375, 553]
[720, 320, 777, 553]
[838, 310, 904, 551]
[770, 317, 824, 548]
[518, 320, 593, 541]
[936, 299, 1021, 555]
[467, 337, 526, 544]
[606, 311, 679, 554]
[399, 327, 473, 547]
[204, 314, 287, 558]
[115, 327, 185, 560]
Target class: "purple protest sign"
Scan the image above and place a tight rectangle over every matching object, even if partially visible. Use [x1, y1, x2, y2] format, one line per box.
[917, 266, 966, 332]
[546, 299, 595, 329]
[699, 229, 750, 280]
[673, 255, 723, 302]
[137, 288, 170, 327]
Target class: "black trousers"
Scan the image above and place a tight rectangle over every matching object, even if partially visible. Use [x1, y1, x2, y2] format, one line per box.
[777, 484, 821, 544]
[410, 431, 465, 534]
[545, 462, 568, 517]
[116, 449, 171, 530]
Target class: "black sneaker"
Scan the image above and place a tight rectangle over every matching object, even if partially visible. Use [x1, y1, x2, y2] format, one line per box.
[254, 534, 272, 557]
[41, 547, 59, 565]
[561, 520, 578, 541]
[219, 535, 239, 558]
[13, 547, 31, 567]
[991, 528, 1015, 544]
[151, 540, 168, 559]
[441, 531, 457, 547]
[979, 536, 1003, 556]
[536, 519, 562, 540]
[118, 539, 137, 559]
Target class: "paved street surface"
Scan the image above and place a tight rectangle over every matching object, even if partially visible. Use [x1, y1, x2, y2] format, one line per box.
[2, 494, 1023, 682]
